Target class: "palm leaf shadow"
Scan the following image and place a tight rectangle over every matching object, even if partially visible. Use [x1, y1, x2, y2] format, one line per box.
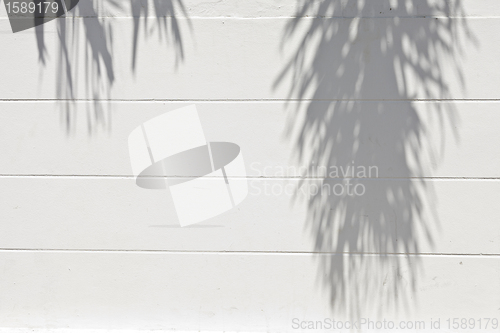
[34, 0, 190, 134]
[275, 0, 476, 318]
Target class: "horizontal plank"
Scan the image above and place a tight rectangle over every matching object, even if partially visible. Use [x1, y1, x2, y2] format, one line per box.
[0, 252, 498, 331]
[2, 0, 500, 19]
[0, 177, 498, 254]
[0, 17, 497, 100]
[0, 101, 499, 178]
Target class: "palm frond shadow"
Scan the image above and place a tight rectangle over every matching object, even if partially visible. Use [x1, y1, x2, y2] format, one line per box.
[34, 0, 189, 134]
[275, 0, 475, 318]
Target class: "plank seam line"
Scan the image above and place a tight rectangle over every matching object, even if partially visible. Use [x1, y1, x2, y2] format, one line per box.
[1, 175, 500, 180]
[0, 16, 499, 19]
[0, 249, 498, 256]
[1, 99, 500, 102]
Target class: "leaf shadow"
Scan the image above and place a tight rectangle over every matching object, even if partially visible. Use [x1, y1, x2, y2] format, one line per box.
[33, 0, 190, 135]
[275, 0, 476, 318]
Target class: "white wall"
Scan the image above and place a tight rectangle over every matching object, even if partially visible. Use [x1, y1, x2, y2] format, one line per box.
[0, 0, 499, 332]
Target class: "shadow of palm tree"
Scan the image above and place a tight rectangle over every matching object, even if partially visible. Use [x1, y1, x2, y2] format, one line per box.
[130, 0, 190, 71]
[34, 0, 189, 134]
[275, 0, 475, 318]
